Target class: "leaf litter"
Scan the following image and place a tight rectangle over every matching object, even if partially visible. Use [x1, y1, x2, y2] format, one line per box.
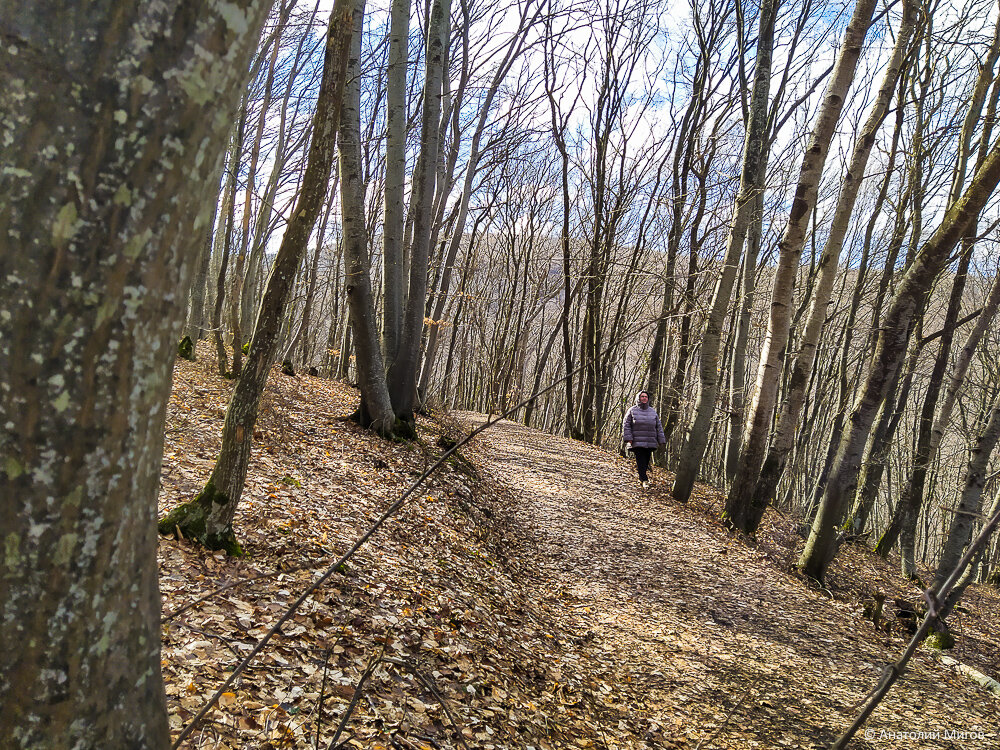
[159, 359, 999, 749]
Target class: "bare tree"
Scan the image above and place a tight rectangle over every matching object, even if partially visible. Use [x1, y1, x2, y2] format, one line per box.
[725, 0, 914, 533]
[799, 137, 1000, 583]
[671, 0, 779, 502]
[158, 0, 357, 551]
[387, 0, 452, 427]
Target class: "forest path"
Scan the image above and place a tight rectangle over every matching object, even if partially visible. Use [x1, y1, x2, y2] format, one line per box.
[453, 413, 997, 749]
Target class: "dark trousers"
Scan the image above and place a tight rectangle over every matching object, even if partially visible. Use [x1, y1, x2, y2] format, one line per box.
[632, 447, 653, 482]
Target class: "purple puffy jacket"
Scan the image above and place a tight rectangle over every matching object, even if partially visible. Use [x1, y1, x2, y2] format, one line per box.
[623, 401, 666, 449]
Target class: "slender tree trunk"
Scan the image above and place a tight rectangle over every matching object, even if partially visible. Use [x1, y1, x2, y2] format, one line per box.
[229, 11, 289, 377]
[158, 0, 357, 550]
[934, 401, 1000, 591]
[672, 0, 778, 502]
[724, 181, 765, 480]
[726, 0, 913, 533]
[725, 0, 876, 532]
[798, 137, 1000, 583]
[387, 0, 451, 425]
[808, 86, 907, 515]
[887, 247, 972, 574]
[214, 123, 246, 377]
[296, 198, 336, 367]
[338, 0, 395, 433]
[877, 19, 1000, 570]
[418, 3, 541, 396]
[0, 1, 270, 745]
[186, 173, 223, 348]
[382, 0, 409, 371]
[847, 341, 919, 532]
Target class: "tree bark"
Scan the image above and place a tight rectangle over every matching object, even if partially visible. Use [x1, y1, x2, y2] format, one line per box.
[671, 0, 778, 502]
[158, 0, 356, 550]
[0, 1, 271, 745]
[798, 137, 1000, 583]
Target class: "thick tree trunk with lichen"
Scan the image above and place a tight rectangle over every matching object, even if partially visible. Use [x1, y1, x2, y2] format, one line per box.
[158, 0, 356, 551]
[0, 1, 271, 746]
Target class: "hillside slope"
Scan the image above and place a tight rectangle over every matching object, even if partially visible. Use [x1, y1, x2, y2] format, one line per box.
[158, 358, 998, 749]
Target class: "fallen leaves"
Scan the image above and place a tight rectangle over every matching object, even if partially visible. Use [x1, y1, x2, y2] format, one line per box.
[158, 359, 999, 749]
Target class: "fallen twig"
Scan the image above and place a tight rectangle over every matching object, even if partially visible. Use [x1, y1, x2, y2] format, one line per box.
[383, 656, 471, 750]
[328, 640, 386, 749]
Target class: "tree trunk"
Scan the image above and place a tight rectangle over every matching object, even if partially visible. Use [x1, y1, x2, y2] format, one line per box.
[934, 402, 1000, 591]
[382, 0, 409, 373]
[158, 0, 357, 551]
[888, 247, 972, 574]
[726, 0, 912, 533]
[418, 3, 541, 397]
[186, 174, 223, 348]
[671, 0, 778, 502]
[214, 124, 245, 377]
[847, 342, 918, 532]
[387, 0, 451, 425]
[876, 19, 1000, 569]
[798, 137, 1000, 583]
[808, 84, 907, 518]
[724, 181, 765, 480]
[338, 0, 395, 434]
[0, 1, 270, 745]
[725, 0, 880, 532]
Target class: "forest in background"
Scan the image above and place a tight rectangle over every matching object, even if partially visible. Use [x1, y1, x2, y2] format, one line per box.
[182, 0, 1000, 590]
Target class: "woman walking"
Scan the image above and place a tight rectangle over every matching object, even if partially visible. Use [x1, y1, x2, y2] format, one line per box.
[623, 390, 666, 488]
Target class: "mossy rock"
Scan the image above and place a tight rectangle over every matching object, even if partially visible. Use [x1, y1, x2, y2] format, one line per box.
[177, 335, 195, 361]
[281, 359, 295, 376]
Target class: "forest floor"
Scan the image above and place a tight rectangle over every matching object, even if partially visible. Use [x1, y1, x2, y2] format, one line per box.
[159, 355, 999, 750]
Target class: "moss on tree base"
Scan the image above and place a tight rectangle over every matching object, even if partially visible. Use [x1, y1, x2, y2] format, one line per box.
[393, 416, 417, 441]
[157, 482, 244, 555]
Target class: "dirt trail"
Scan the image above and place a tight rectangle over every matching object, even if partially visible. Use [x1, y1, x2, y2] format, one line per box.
[456, 414, 998, 749]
